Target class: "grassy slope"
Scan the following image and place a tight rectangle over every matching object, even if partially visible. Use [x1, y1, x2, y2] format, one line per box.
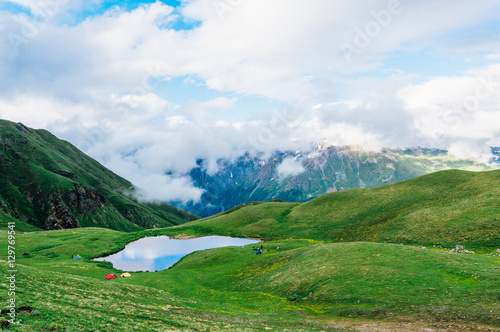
[0, 120, 197, 231]
[174, 169, 500, 248]
[0, 213, 40, 232]
[168, 241, 499, 326]
[0, 228, 498, 331]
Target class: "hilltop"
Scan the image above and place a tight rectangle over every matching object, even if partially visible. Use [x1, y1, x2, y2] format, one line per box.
[0, 120, 198, 231]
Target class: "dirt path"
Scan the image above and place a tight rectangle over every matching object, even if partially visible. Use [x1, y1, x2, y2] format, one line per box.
[325, 319, 499, 332]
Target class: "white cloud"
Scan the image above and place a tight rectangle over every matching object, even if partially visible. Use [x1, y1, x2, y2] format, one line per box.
[277, 157, 305, 178]
[105, 153, 204, 203]
[447, 140, 493, 163]
[0, 1, 499, 202]
[4, 0, 497, 102]
[398, 63, 500, 152]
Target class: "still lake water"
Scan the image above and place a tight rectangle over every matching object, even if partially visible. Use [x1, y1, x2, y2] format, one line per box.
[94, 235, 259, 272]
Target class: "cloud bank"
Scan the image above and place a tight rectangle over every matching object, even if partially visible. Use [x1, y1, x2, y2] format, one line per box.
[0, 0, 499, 202]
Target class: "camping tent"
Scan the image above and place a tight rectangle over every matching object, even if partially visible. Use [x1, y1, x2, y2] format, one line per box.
[73, 255, 82, 260]
[120, 273, 131, 278]
[104, 273, 117, 280]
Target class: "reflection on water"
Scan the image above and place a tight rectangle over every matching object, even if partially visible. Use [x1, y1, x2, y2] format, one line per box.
[94, 236, 259, 272]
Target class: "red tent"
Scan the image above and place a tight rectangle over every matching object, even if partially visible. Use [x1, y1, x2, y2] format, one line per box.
[104, 273, 117, 280]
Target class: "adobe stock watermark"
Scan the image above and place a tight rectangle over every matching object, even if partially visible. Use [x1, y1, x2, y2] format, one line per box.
[444, 75, 500, 128]
[417, 75, 499, 151]
[77, 121, 113, 153]
[6, 221, 20, 325]
[245, 106, 300, 152]
[212, 0, 244, 21]
[457, 76, 499, 114]
[340, 0, 403, 63]
[126, 64, 166, 109]
[7, 0, 69, 52]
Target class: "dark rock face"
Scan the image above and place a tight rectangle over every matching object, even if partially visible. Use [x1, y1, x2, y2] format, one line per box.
[45, 198, 80, 229]
[66, 185, 105, 213]
[124, 206, 147, 225]
[44, 185, 105, 230]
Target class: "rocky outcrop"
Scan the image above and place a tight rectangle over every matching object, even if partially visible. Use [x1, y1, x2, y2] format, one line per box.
[45, 198, 80, 229]
[65, 185, 105, 214]
[450, 245, 475, 254]
[124, 206, 147, 225]
[44, 185, 105, 230]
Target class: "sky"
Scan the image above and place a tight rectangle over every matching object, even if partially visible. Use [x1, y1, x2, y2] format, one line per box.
[0, 0, 499, 202]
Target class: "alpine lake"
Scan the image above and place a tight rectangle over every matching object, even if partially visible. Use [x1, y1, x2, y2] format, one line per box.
[94, 235, 260, 272]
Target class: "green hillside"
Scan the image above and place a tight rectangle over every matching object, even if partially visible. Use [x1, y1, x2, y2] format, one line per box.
[0, 120, 198, 231]
[0, 228, 498, 331]
[173, 169, 500, 248]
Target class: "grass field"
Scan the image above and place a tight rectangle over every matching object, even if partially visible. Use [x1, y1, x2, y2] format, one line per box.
[0, 226, 499, 331]
[0, 169, 499, 331]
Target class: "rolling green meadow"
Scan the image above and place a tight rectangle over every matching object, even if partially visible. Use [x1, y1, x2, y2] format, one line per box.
[1, 169, 499, 331]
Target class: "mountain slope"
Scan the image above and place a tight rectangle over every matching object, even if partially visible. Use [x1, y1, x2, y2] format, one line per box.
[0, 120, 198, 231]
[175, 146, 497, 217]
[175, 169, 500, 248]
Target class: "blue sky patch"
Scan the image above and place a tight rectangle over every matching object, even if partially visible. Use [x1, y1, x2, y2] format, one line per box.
[0, 2, 31, 15]
[95, 0, 181, 13]
[153, 75, 275, 121]
[58, 0, 198, 30]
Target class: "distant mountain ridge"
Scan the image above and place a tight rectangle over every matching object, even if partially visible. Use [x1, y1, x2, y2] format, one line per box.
[492, 147, 500, 164]
[174, 145, 499, 217]
[0, 120, 198, 231]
